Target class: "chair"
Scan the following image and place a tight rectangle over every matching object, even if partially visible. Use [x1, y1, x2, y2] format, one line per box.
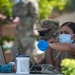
[0, 46, 6, 64]
[10, 47, 21, 61]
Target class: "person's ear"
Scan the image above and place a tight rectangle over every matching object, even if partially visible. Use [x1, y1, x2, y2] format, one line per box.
[72, 34, 75, 40]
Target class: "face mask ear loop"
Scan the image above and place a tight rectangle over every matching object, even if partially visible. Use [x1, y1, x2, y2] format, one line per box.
[72, 34, 75, 36]
[71, 34, 75, 39]
[72, 34, 75, 42]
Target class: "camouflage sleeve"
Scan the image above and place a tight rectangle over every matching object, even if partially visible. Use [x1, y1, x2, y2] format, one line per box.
[12, 5, 16, 19]
[25, 2, 39, 24]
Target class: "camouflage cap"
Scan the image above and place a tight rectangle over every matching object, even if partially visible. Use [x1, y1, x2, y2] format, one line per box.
[36, 19, 59, 31]
[37, 19, 59, 41]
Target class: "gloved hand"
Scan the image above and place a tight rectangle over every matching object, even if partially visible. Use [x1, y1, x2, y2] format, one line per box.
[37, 40, 49, 51]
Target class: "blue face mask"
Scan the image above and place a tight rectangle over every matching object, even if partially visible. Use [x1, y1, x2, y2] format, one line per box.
[59, 34, 73, 43]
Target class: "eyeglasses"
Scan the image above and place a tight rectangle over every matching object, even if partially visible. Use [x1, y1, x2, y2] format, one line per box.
[38, 31, 46, 36]
[38, 29, 50, 37]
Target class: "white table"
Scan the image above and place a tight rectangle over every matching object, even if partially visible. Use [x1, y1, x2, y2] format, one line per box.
[0, 73, 63, 75]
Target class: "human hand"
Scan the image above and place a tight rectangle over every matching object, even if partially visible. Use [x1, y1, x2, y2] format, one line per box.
[9, 62, 16, 72]
[46, 48, 52, 54]
[13, 17, 20, 25]
[48, 38, 55, 43]
[37, 40, 49, 51]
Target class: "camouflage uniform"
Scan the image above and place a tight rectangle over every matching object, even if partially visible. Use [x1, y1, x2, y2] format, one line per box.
[12, 0, 39, 57]
[37, 19, 61, 62]
[36, 19, 61, 73]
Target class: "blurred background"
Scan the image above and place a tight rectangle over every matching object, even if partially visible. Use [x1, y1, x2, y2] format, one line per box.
[0, 0, 75, 63]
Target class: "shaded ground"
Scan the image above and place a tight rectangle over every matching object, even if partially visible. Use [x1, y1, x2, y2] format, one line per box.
[56, 12, 75, 25]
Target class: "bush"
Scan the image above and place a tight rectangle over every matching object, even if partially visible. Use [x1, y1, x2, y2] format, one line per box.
[0, 0, 13, 18]
[61, 58, 75, 75]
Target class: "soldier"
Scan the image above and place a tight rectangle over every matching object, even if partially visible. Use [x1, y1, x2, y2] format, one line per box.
[37, 19, 60, 64]
[30, 19, 61, 74]
[12, 0, 39, 59]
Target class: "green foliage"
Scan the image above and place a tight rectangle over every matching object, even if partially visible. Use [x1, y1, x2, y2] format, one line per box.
[0, 36, 14, 45]
[37, 0, 67, 20]
[63, 0, 75, 12]
[61, 58, 75, 75]
[0, 0, 13, 18]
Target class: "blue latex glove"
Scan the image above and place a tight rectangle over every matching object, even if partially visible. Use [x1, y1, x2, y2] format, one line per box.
[37, 40, 49, 51]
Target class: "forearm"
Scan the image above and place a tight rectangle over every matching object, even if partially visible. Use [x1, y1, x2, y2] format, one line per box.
[45, 50, 55, 65]
[49, 43, 72, 52]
